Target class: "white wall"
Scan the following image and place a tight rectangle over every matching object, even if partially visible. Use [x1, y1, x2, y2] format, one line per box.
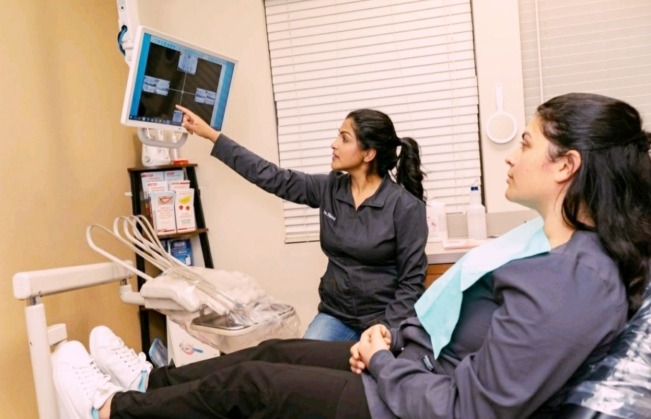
[472, 0, 529, 213]
[135, 0, 530, 331]
[2, 1, 143, 415]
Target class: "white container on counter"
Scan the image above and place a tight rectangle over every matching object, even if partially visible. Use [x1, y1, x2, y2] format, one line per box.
[427, 199, 448, 242]
[466, 185, 487, 240]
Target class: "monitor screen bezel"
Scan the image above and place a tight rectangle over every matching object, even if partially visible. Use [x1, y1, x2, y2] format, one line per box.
[120, 25, 237, 133]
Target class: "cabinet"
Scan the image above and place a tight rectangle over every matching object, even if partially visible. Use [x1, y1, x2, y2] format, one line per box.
[127, 163, 214, 352]
[425, 263, 453, 289]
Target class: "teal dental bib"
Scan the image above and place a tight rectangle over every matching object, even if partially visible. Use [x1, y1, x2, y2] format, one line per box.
[415, 217, 551, 358]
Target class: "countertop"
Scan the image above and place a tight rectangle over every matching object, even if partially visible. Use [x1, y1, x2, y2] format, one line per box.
[425, 240, 481, 264]
[425, 209, 538, 264]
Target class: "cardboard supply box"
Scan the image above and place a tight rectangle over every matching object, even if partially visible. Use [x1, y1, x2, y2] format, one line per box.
[140, 173, 167, 222]
[175, 188, 196, 232]
[140, 172, 166, 199]
[168, 180, 191, 192]
[164, 169, 184, 182]
[143, 181, 169, 225]
[145, 181, 169, 199]
[150, 191, 177, 234]
[167, 238, 193, 266]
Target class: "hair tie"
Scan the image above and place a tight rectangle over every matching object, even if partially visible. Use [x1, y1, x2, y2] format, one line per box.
[624, 131, 649, 147]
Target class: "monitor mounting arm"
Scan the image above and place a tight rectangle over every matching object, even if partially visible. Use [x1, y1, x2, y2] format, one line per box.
[116, 0, 140, 65]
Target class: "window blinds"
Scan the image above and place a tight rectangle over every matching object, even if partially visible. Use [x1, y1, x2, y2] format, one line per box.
[519, 0, 651, 129]
[265, 0, 480, 243]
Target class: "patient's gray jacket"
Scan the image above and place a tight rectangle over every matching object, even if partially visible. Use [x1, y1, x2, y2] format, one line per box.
[211, 135, 428, 331]
[362, 231, 628, 418]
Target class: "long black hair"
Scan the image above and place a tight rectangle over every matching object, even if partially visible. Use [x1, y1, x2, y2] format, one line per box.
[537, 93, 651, 316]
[346, 109, 426, 201]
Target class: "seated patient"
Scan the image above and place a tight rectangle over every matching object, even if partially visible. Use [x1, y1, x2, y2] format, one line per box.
[53, 93, 651, 419]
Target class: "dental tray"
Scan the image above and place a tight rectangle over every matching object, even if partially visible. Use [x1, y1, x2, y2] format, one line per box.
[191, 303, 296, 335]
[87, 215, 301, 354]
[189, 303, 300, 353]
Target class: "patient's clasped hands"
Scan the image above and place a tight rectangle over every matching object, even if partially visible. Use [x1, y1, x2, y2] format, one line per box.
[349, 324, 392, 374]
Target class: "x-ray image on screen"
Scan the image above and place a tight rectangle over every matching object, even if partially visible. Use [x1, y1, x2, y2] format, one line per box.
[121, 26, 236, 132]
[138, 43, 222, 124]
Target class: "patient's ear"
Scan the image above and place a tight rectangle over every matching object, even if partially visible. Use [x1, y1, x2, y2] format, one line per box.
[555, 150, 581, 183]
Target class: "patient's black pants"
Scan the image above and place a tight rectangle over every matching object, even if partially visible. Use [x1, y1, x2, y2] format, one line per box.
[110, 339, 372, 419]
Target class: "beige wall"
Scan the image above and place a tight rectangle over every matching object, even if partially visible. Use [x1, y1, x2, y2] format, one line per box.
[2, 0, 528, 416]
[1, 1, 143, 417]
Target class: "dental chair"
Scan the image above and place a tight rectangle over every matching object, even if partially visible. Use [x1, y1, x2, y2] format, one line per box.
[14, 261, 136, 419]
[553, 284, 651, 419]
[14, 216, 300, 419]
[14, 216, 650, 419]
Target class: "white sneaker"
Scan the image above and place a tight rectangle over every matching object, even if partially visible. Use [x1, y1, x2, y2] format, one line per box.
[90, 326, 153, 392]
[52, 340, 121, 419]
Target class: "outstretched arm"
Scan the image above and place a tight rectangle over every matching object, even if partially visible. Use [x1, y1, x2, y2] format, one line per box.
[176, 104, 328, 207]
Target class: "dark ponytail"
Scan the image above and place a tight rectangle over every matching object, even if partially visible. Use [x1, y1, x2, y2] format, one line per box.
[537, 93, 651, 316]
[346, 109, 426, 201]
[396, 137, 425, 201]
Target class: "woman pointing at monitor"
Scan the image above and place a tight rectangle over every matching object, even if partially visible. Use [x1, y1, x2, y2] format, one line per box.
[175, 104, 429, 342]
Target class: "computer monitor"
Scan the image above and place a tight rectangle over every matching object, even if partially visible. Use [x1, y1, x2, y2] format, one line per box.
[121, 26, 236, 132]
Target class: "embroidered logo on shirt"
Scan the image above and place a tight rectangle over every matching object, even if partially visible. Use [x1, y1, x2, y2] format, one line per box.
[323, 209, 336, 221]
[422, 354, 435, 372]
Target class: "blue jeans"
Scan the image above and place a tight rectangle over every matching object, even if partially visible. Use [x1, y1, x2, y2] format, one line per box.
[302, 312, 362, 341]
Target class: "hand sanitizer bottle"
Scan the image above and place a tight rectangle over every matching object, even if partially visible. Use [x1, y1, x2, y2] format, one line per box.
[466, 183, 487, 240]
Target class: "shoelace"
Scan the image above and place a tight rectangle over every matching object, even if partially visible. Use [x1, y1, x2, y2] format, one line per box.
[110, 338, 148, 372]
[75, 360, 111, 398]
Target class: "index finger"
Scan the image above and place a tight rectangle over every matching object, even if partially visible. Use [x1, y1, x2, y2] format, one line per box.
[175, 104, 192, 115]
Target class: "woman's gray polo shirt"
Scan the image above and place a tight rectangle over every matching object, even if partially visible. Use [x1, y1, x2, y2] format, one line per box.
[212, 134, 428, 330]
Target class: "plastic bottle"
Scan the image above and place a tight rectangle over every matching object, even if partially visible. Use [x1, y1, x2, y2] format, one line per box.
[426, 199, 448, 242]
[466, 184, 487, 240]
